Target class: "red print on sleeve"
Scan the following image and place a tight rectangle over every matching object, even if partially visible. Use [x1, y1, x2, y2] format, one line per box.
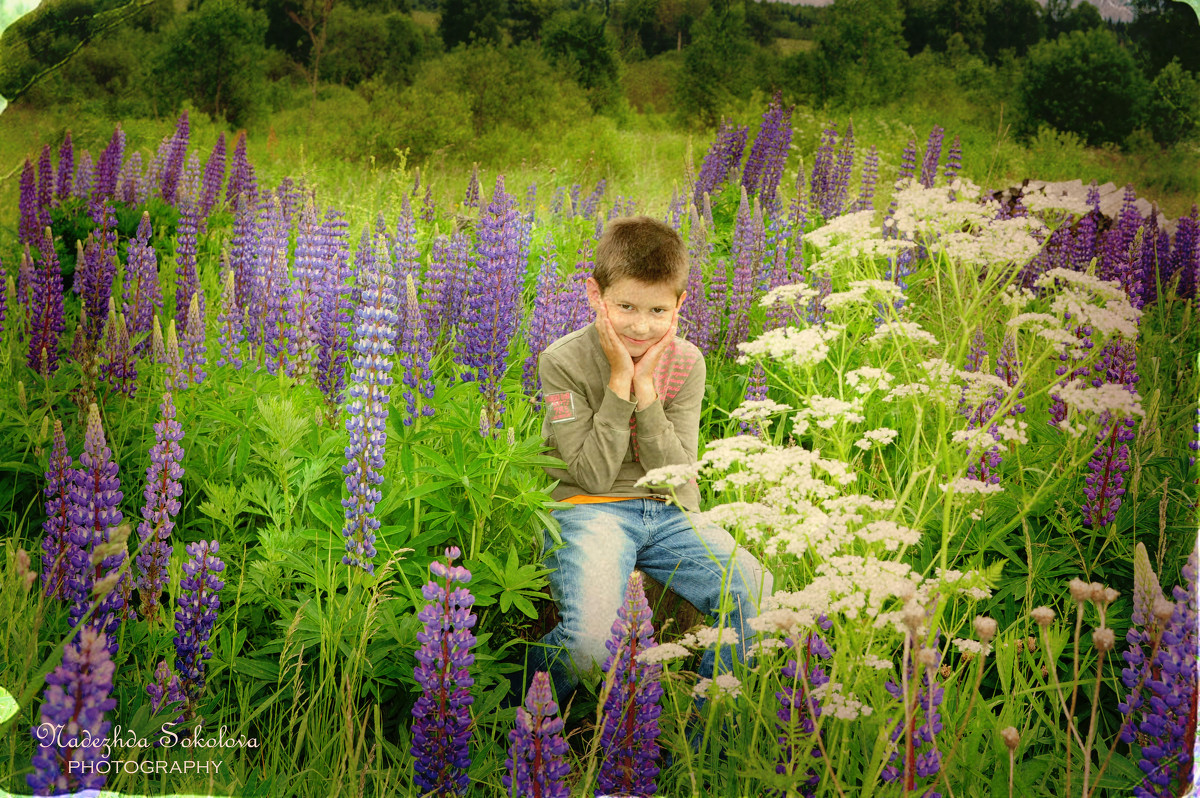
[546, 391, 576, 423]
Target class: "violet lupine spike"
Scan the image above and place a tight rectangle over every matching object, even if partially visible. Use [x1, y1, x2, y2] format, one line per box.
[458, 176, 521, 432]
[290, 201, 327, 377]
[123, 212, 162, 357]
[399, 274, 436, 426]
[579, 178, 606, 220]
[84, 199, 119, 343]
[314, 275, 348, 416]
[180, 292, 207, 387]
[65, 404, 129, 655]
[164, 320, 186, 392]
[92, 125, 124, 209]
[1073, 184, 1102, 273]
[994, 332, 1027, 417]
[412, 546, 477, 798]
[421, 183, 436, 224]
[1082, 340, 1138, 528]
[26, 627, 116, 796]
[103, 313, 137, 398]
[881, 636, 945, 798]
[693, 118, 748, 208]
[851, 145, 879, 213]
[226, 132, 258, 216]
[41, 419, 74, 600]
[596, 570, 663, 798]
[200, 132, 227, 223]
[773, 616, 834, 798]
[55, 132, 74, 201]
[680, 208, 715, 354]
[19, 160, 40, 250]
[943, 135, 962, 183]
[27, 230, 65, 375]
[739, 363, 769, 438]
[742, 90, 794, 215]
[1120, 546, 1198, 798]
[75, 150, 94, 204]
[175, 540, 225, 719]
[230, 189, 259, 317]
[464, 163, 481, 209]
[118, 151, 143, 205]
[920, 125, 945, 189]
[36, 144, 53, 228]
[885, 140, 919, 225]
[424, 235, 454, 347]
[136, 392, 184, 625]
[174, 154, 203, 334]
[159, 110, 190, 205]
[827, 120, 855, 220]
[504, 670, 570, 798]
[253, 198, 290, 371]
[705, 259, 729, 360]
[145, 659, 186, 731]
[523, 235, 561, 402]
[1171, 205, 1199, 300]
[808, 122, 839, 221]
[341, 234, 397, 574]
[393, 194, 420, 332]
[725, 189, 756, 358]
[215, 267, 244, 370]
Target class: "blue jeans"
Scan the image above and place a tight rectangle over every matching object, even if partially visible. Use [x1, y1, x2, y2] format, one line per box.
[527, 499, 773, 702]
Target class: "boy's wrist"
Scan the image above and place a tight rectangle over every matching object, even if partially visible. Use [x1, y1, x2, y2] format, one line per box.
[633, 377, 657, 410]
[608, 374, 633, 401]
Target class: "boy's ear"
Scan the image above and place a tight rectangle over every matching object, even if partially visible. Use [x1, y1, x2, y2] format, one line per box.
[676, 289, 687, 309]
[585, 277, 602, 312]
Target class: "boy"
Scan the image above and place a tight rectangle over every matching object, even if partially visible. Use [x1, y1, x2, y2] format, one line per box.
[527, 215, 772, 703]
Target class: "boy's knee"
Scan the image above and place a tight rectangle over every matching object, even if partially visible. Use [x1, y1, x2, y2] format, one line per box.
[730, 549, 772, 609]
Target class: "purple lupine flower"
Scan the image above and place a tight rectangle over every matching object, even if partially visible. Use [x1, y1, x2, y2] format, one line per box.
[123, 212, 161, 357]
[81, 199, 118, 343]
[412, 546, 477, 797]
[145, 659, 186, 731]
[75, 149, 94, 204]
[943, 135, 962, 183]
[118, 151, 143, 205]
[399, 275, 436, 426]
[1120, 546, 1198, 798]
[596, 570, 663, 798]
[704, 258, 729, 359]
[881, 637, 945, 798]
[850, 145, 879, 213]
[229, 187, 259, 317]
[421, 183, 436, 223]
[1047, 315, 1095, 429]
[226, 132, 258, 216]
[1171, 205, 1199, 300]
[424, 234, 455, 347]
[180, 292, 207, 387]
[27, 231, 65, 374]
[65, 404, 130, 655]
[679, 208, 715, 354]
[313, 210, 352, 412]
[253, 198, 292, 372]
[92, 125, 124, 208]
[19, 160, 40, 250]
[26, 627, 116, 796]
[504, 671, 570, 798]
[693, 118, 748, 209]
[666, 187, 686, 230]
[774, 615, 833, 798]
[920, 125, 944, 188]
[393, 194, 420, 332]
[215, 268, 244, 370]
[164, 319, 186, 392]
[1083, 339, 1138, 528]
[41, 419, 74, 600]
[994, 332, 1027, 416]
[1190, 407, 1199, 469]
[739, 363, 769, 437]
[55, 132, 74, 201]
[200, 132, 227, 224]
[464, 163, 481, 209]
[175, 154, 202, 333]
[290, 201, 327, 377]
[725, 188, 757, 358]
[579, 178, 606, 220]
[523, 235, 561, 401]
[961, 329, 1004, 485]
[274, 176, 305, 229]
[159, 110, 189, 205]
[826, 120, 855, 220]
[102, 312, 138, 398]
[1072, 184, 1103, 273]
[136, 392, 184, 624]
[808, 122, 839, 221]
[36, 144, 53, 229]
[458, 176, 522, 433]
[885, 140, 918, 224]
[742, 90, 794, 214]
[341, 234, 397, 574]
[174, 540, 225, 719]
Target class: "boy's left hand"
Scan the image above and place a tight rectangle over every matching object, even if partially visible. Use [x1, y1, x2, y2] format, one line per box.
[632, 311, 678, 391]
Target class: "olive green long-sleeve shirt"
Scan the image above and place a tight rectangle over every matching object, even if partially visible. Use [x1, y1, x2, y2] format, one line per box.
[538, 320, 705, 512]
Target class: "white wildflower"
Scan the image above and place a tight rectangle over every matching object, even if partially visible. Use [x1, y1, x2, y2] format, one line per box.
[855, 427, 899, 450]
[856, 520, 921, 550]
[806, 210, 878, 249]
[761, 283, 820, 308]
[951, 428, 1001, 449]
[811, 681, 874, 720]
[1000, 284, 1037, 311]
[731, 398, 793, 422]
[846, 366, 895, 395]
[636, 462, 702, 488]
[679, 627, 741, 649]
[993, 417, 1029, 444]
[636, 643, 691, 664]
[938, 477, 1004, 495]
[748, 638, 789, 658]
[694, 673, 742, 699]
[952, 638, 992, 657]
[861, 653, 893, 670]
[867, 320, 940, 347]
[1006, 312, 1061, 330]
[737, 326, 837, 369]
[1058, 379, 1144, 418]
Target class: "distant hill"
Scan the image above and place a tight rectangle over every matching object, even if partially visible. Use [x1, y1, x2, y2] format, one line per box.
[774, 0, 1133, 23]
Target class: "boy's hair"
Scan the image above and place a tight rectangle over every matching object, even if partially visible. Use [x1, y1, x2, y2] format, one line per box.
[593, 216, 689, 297]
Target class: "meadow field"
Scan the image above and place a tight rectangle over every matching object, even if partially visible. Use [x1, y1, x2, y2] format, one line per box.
[0, 73, 1198, 798]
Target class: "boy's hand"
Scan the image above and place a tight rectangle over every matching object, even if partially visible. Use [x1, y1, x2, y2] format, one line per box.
[632, 310, 678, 406]
[596, 305, 635, 391]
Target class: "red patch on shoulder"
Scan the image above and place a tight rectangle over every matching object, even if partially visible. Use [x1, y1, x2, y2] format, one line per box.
[545, 391, 576, 423]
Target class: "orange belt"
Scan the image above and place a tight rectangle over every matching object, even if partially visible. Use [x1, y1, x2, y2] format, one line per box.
[561, 495, 667, 504]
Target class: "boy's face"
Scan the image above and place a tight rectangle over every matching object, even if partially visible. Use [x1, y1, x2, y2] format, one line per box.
[586, 276, 686, 363]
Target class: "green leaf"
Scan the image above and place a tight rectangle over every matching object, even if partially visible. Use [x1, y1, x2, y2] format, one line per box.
[233, 656, 280, 683]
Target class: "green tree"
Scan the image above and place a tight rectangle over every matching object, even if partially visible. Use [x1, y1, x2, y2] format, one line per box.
[439, 0, 505, 48]
[1042, 0, 1102, 40]
[808, 0, 909, 106]
[1019, 26, 1149, 145]
[323, 6, 428, 85]
[1129, 0, 1200, 74]
[675, 0, 752, 125]
[541, 7, 622, 110]
[508, 0, 560, 43]
[154, 0, 269, 125]
[1146, 58, 1200, 144]
[981, 0, 1040, 59]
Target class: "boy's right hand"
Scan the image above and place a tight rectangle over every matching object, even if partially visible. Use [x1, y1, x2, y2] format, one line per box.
[596, 305, 635, 390]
